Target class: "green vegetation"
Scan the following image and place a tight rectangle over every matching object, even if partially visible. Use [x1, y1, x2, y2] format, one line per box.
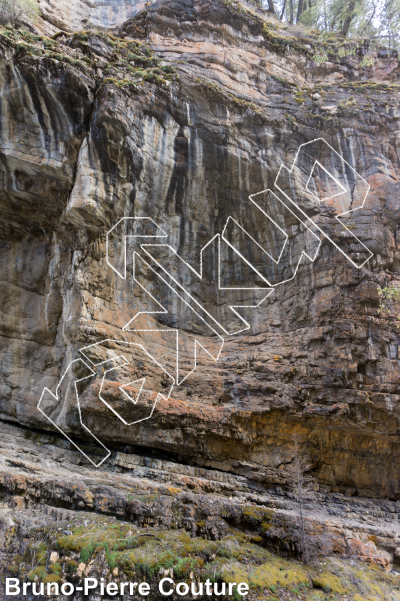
[270, 73, 288, 84]
[360, 54, 375, 67]
[28, 566, 47, 581]
[312, 573, 347, 593]
[43, 574, 61, 585]
[264, 0, 400, 50]
[0, 0, 39, 27]
[340, 81, 400, 95]
[313, 49, 329, 63]
[66, 559, 78, 573]
[224, 0, 397, 66]
[6, 516, 400, 600]
[0, 24, 175, 91]
[377, 284, 400, 326]
[49, 563, 62, 575]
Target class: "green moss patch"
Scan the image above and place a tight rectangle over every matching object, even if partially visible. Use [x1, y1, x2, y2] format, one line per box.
[43, 574, 61, 585]
[7, 516, 400, 600]
[251, 558, 309, 591]
[312, 573, 346, 594]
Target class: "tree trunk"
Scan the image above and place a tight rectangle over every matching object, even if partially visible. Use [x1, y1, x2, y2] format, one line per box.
[299, 494, 308, 563]
[289, 0, 294, 23]
[296, 0, 304, 23]
[280, 0, 287, 20]
[341, 0, 356, 36]
[266, 0, 276, 15]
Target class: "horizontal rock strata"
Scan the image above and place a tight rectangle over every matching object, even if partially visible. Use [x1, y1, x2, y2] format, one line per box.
[1, 0, 400, 511]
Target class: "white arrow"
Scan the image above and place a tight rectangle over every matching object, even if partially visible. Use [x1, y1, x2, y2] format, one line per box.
[37, 359, 111, 467]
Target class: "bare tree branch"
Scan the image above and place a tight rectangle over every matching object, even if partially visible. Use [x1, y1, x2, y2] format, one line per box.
[287, 433, 316, 563]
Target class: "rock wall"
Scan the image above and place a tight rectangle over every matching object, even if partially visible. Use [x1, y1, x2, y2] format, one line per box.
[1, 420, 399, 573]
[36, 0, 152, 34]
[1, 0, 400, 499]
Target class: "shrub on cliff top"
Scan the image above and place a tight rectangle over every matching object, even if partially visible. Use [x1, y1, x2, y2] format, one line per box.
[0, 0, 39, 27]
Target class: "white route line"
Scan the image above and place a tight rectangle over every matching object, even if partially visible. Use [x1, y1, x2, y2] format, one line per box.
[37, 342, 175, 466]
[222, 216, 289, 267]
[139, 234, 273, 336]
[274, 137, 373, 269]
[38, 137, 374, 468]
[222, 189, 321, 288]
[37, 359, 111, 468]
[305, 159, 347, 203]
[79, 340, 175, 423]
[106, 216, 168, 280]
[124, 252, 225, 385]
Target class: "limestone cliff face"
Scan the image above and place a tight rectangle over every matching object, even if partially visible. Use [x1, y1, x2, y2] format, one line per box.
[36, 0, 151, 34]
[1, 0, 400, 499]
